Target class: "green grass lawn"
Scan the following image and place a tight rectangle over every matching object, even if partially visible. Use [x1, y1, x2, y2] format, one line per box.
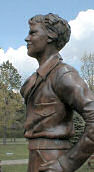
[0, 139, 29, 171]
[0, 144, 28, 160]
[2, 164, 28, 172]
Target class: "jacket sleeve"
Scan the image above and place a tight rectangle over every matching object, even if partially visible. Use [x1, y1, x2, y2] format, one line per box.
[55, 68, 94, 172]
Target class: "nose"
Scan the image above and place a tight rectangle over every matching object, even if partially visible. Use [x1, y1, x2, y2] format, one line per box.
[25, 35, 30, 42]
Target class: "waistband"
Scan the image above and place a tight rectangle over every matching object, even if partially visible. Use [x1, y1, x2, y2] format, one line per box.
[28, 138, 71, 150]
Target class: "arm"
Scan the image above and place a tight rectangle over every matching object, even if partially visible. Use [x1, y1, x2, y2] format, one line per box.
[55, 69, 94, 172]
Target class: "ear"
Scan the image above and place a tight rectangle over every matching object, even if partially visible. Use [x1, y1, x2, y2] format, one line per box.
[47, 37, 53, 43]
[47, 32, 57, 43]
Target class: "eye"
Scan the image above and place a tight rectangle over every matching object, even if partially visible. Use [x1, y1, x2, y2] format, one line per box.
[29, 31, 36, 36]
[31, 32, 36, 36]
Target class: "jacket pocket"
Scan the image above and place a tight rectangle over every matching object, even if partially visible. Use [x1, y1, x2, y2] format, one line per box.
[33, 102, 57, 117]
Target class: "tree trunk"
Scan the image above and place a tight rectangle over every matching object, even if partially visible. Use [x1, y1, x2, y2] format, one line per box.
[3, 126, 7, 144]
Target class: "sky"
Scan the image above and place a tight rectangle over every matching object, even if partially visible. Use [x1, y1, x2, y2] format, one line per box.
[0, 0, 94, 82]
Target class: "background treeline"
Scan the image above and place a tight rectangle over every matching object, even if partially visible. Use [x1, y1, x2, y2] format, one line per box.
[0, 60, 25, 144]
[0, 53, 94, 144]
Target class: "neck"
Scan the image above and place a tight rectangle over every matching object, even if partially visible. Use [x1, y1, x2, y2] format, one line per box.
[36, 45, 59, 65]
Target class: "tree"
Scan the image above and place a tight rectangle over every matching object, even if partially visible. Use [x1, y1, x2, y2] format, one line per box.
[0, 60, 21, 90]
[81, 53, 94, 91]
[0, 60, 22, 144]
[7, 92, 25, 142]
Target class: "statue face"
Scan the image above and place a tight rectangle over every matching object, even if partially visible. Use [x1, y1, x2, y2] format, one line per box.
[25, 23, 48, 58]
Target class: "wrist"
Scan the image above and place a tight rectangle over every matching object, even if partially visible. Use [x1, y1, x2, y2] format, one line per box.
[58, 155, 73, 172]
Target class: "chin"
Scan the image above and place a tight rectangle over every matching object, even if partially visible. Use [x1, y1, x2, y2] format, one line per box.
[27, 52, 36, 58]
[27, 50, 38, 58]
[27, 50, 32, 57]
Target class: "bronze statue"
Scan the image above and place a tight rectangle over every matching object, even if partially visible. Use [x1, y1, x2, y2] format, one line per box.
[20, 13, 94, 172]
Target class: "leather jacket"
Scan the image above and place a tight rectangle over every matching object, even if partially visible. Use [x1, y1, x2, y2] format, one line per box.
[21, 53, 94, 171]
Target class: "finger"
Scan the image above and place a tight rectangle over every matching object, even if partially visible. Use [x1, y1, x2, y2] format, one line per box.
[39, 161, 56, 172]
[40, 160, 54, 167]
[39, 166, 56, 172]
[39, 166, 48, 171]
[39, 166, 54, 171]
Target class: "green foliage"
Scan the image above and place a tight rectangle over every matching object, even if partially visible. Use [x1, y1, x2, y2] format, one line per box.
[0, 61, 25, 142]
[0, 60, 21, 90]
[70, 112, 85, 145]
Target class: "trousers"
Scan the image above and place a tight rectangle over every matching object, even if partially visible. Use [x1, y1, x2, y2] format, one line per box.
[27, 139, 71, 172]
[28, 149, 70, 172]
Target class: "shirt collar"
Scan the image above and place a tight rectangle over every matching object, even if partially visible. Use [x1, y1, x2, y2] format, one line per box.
[36, 53, 62, 79]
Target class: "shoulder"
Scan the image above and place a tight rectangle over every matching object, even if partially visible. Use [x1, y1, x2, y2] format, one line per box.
[53, 60, 90, 95]
[57, 62, 78, 76]
[52, 61, 81, 93]
[56, 62, 86, 88]
[53, 61, 79, 83]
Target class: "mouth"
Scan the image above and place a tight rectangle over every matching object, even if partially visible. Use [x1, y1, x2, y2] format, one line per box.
[27, 43, 32, 49]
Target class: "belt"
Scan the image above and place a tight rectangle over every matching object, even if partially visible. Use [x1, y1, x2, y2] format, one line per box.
[28, 138, 71, 150]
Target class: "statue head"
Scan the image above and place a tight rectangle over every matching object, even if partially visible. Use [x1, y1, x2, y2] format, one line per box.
[28, 13, 71, 51]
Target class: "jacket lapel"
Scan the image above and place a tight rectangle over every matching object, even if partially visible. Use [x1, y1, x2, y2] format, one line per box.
[20, 72, 37, 99]
[21, 53, 62, 104]
[27, 54, 61, 102]
[37, 53, 61, 79]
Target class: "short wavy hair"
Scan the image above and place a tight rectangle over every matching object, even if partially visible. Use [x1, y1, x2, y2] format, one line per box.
[29, 13, 71, 50]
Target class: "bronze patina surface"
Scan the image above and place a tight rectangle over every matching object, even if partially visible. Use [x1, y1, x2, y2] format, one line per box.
[21, 13, 94, 172]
